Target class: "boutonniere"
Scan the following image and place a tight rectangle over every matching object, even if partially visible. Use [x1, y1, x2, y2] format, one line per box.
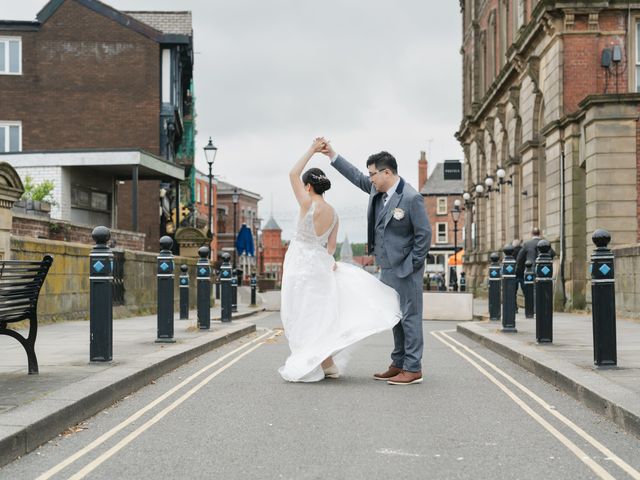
[393, 208, 405, 220]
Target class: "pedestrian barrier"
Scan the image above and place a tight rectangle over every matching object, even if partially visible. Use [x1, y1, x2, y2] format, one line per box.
[90, 226, 113, 362]
[523, 260, 535, 319]
[535, 240, 553, 343]
[591, 229, 617, 366]
[501, 244, 517, 333]
[488, 252, 501, 321]
[179, 264, 189, 320]
[197, 246, 211, 330]
[156, 236, 175, 343]
[220, 253, 232, 322]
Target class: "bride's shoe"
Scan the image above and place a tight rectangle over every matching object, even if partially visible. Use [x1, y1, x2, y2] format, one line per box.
[323, 365, 340, 379]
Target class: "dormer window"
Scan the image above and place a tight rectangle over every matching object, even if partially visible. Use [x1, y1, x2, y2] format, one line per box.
[0, 37, 21, 75]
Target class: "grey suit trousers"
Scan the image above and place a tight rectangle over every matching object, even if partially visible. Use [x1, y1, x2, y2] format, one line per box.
[380, 266, 424, 372]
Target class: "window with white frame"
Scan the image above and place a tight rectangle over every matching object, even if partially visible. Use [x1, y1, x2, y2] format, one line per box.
[0, 122, 21, 152]
[196, 183, 201, 204]
[436, 222, 448, 244]
[437, 197, 447, 215]
[0, 37, 21, 75]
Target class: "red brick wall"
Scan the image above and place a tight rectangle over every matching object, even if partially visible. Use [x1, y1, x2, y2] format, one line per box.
[424, 195, 465, 248]
[0, 0, 161, 153]
[12, 214, 146, 251]
[116, 180, 160, 252]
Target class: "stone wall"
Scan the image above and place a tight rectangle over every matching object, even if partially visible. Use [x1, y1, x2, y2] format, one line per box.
[612, 244, 640, 320]
[11, 214, 146, 251]
[10, 236, 203, 322]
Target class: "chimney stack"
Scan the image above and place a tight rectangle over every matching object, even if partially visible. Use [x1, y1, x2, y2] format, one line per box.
[418, 151, 428, 191]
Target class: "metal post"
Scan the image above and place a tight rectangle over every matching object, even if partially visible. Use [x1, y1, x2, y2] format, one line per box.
[215, 270, 221, 300]
[197, 246, 211, 330]
[524, 260, 535, 319]
[459, 272, 466, 292]
[208, 163, 213, 260]
[231, 274, 238, 313]
[453, 219, 459, 291]
[233, 202, 238, 270]
[250, 273, 257, 307]
[90, 226, 113, 362]
[156, 236, 175, 343]
[220, 253, 233, 322]
[488, 252, 501, 321]
[591, 229, 617, 366]
[179, 264, 189, 320]
[535, 240, 553, 343]
[501, 245, 517, 333]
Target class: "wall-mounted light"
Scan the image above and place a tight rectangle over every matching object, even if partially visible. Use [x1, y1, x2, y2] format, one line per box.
[496, 167, 513, 187]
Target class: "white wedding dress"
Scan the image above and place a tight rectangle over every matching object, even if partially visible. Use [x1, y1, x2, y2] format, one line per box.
[279, 202, 402, 382]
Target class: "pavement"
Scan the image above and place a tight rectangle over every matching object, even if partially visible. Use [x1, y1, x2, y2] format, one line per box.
[0, 304, 264, 467]
[462, 298, 640, 439]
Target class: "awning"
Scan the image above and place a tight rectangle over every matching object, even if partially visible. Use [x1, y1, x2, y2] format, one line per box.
[448, 249, 464, 266]
[1, 150, 184, 181]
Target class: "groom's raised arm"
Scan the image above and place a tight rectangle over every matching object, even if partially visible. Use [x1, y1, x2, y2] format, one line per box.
[330, 155, 373, 194]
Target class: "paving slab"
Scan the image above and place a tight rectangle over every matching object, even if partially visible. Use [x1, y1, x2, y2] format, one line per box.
[0, 305, 262, 467]
[458, 309, 640, 439]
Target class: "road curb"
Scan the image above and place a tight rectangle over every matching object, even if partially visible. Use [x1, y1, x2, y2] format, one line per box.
[457, 321, 640, 440]
[0, 322, 257, 468]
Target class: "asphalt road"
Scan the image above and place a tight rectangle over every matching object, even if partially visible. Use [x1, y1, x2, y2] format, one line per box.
[2, 313, 640, 480]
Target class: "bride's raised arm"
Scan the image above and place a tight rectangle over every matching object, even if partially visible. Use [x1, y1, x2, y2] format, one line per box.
[289, 138, 325, 209]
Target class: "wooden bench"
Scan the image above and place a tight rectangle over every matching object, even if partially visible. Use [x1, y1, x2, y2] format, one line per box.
[0, 255, 54, 374]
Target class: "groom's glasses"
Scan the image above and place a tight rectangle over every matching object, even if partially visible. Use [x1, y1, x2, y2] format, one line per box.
[368, 168, 389, 178]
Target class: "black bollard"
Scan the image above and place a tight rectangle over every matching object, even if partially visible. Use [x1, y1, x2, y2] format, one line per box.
[459, 272, 466, 292]
[231, 274, 238, 313]
[535, 240, 553, 343]
[250, 273, 257, 307]
[156, 236, 176, 343]
[179, 264, 189, 320]
[220, 253, 233, 322]
[488, 252, 501, 321]
[591, 230, 617, 366]
[90, 226, 113, 362]
[501, 245, 517, 332]
[215, 270, 221, 300]
[197, 246, 211, 330]
[524, 260, 535, 319]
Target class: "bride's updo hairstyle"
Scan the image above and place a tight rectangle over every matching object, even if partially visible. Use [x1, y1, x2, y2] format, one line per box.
[302, 168, 331, 195]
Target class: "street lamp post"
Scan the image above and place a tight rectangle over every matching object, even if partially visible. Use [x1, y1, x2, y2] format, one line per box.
[253, 217, 261, 275]
[204, 138, 218, 260]
[450, 199, 462, 291]
[232, 188, 239, 270]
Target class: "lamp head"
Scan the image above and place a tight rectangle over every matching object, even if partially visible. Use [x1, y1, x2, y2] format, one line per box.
[462, 192, 471, 201]
[204, 137, 218, 166]
[484, 176, 494, 187]
[475, 184, 485, 194]
[496, 167, 506, 179]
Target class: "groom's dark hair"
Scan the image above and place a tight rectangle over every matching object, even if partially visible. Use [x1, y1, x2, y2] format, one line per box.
[366, 151, 398, 174]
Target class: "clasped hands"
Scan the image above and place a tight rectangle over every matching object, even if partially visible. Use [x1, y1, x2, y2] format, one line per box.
[310, 137, 335, 158]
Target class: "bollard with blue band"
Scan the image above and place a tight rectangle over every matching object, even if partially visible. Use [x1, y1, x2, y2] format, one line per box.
[90, 226, 113, 362]
[197, 246, 211, 330]
[524, 260, 535, 319]
[501, 245, 517, 332]
[591, 230, 617, 366]
[179, 264, 189, 320]
[488, 252, 501, 321]
[459, 271, 466, 292]
[534, 240, 553, 343]
[232, 273, 238, 313]
[156, 236, 176, 343]
[250, 273, 257, 307]
[220, 253, 233, 322]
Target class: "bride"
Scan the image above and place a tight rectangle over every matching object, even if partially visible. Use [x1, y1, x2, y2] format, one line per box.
[279, 138, 402, 382]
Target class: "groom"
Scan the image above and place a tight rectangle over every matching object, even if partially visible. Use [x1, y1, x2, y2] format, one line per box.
[321, 141, 431, 385]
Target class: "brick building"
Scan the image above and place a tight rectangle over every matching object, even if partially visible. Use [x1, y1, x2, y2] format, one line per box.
[261, 216, 286, 286]
[457, 0, 640, 308]
[216, 180, 262, 274]
[418, 153, 465, 287]
[0, 0, 195, 251]
[193, 169, 218, 256]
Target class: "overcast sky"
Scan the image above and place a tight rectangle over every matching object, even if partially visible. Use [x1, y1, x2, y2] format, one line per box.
[6, 0, 463, 242]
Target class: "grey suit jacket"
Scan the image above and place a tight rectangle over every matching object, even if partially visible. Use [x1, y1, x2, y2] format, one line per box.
[332, 155, 432, 278]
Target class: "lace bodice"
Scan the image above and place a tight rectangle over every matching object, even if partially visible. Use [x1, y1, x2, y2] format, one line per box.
[293, 202, 338, 247]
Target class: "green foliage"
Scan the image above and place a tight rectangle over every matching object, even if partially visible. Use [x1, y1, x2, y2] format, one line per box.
[22, 175, 56, 205]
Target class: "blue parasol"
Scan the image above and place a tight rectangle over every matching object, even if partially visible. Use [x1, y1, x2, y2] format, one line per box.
[236, 224, 255, 256]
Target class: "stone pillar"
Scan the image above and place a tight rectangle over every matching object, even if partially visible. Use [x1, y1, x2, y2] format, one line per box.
[0, 162, 25, 260]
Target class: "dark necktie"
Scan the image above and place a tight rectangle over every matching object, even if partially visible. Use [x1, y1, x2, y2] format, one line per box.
[367, 192, 385, 253]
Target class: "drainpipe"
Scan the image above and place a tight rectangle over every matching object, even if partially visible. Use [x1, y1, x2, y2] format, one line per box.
[559, 135, 567, 309]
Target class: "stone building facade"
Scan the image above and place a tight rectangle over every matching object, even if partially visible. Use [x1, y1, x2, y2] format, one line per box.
[457, 0, 640, 309]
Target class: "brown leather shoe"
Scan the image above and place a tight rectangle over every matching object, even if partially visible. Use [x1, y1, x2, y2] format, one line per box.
[373, 366, 402, 381]
[387, 370, 423, 385]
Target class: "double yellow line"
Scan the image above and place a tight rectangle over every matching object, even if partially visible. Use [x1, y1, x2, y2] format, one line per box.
[37, 329, 277, 480]
[431, 330, 640, 480]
